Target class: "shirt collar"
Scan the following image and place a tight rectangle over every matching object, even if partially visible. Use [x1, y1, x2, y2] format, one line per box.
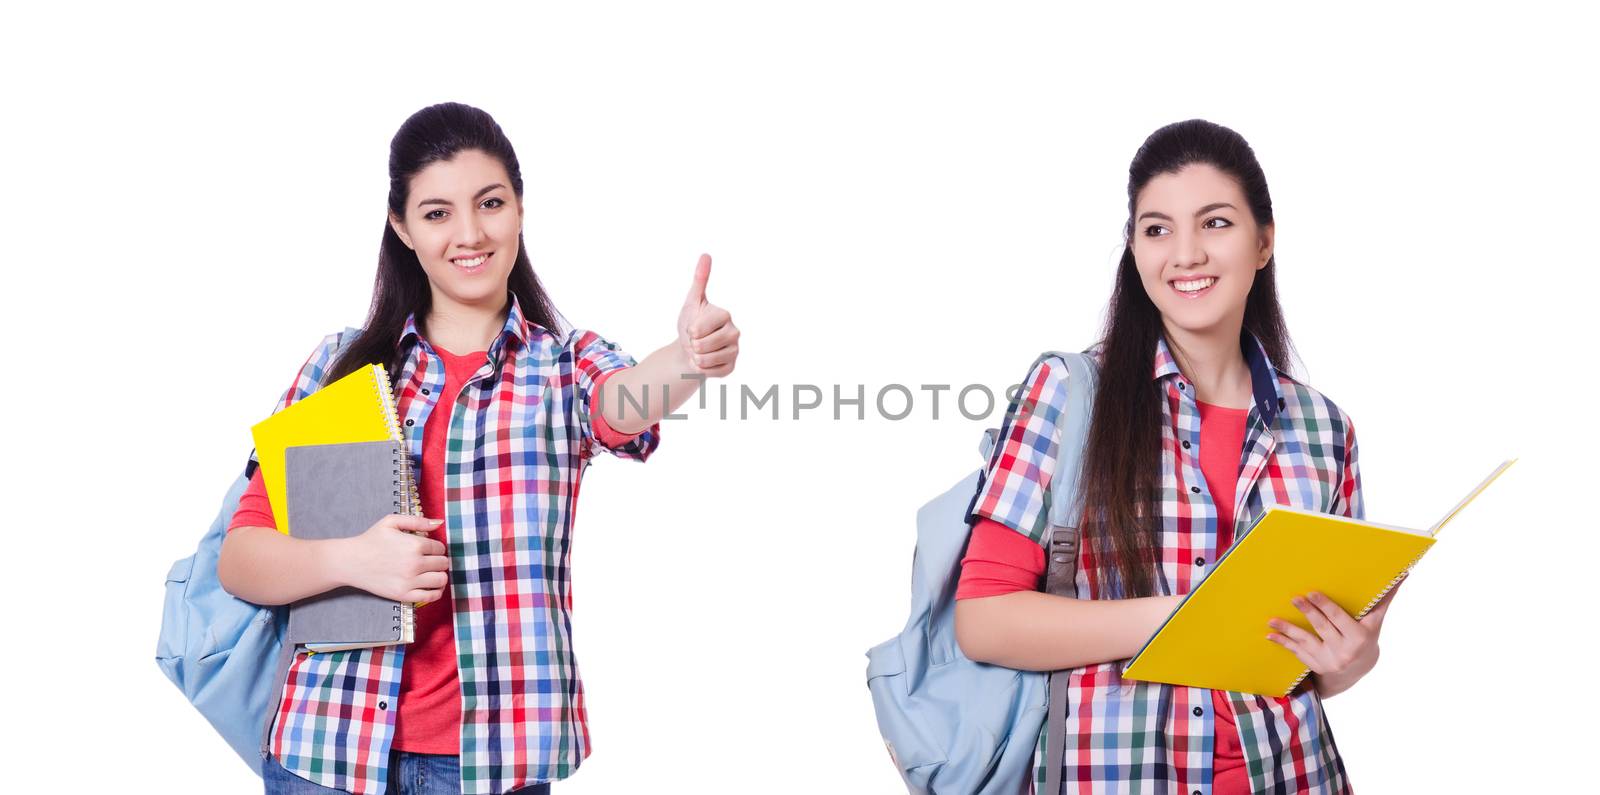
[1152, 329, 1285, 426]
[398, 291, 538, 361]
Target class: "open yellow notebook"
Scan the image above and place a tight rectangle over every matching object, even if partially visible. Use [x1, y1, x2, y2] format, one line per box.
[249, 364, 420, 535]
[1121, 459, 1516, 696]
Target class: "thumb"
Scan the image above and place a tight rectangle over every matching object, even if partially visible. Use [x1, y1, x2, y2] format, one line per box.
[1366, 582, 1402, 622]
[684, 253, 711, 307]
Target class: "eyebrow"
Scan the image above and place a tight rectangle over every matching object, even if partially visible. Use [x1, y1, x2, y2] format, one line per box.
[1136, 202, 1238, 223]
[416, 183, 508, 208]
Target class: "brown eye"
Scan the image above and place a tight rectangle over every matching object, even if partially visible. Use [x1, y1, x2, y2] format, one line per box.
[1144, 225, 1170, 237]
[482, 197, 504, 210]
[1204, 217, 1232, 229]
[424, 209, 447, 221]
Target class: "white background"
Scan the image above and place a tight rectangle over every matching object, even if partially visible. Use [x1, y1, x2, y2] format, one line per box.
[5, 2, 1595, 792]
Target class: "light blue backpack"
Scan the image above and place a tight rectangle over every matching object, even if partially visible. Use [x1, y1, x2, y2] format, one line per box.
[865, 351, 1097, 795]
[155, 327, 362, 775]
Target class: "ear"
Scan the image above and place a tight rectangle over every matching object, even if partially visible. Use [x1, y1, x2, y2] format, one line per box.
[1257, 223, 1275, 269]
[388, 212, 414, 250]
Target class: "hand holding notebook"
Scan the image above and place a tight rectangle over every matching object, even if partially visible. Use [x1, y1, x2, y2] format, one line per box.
[282, 440, 433, 652]
[1121, 458, 1516, 696]
[250, 364, 432, 652]
[328, 514, 450, 606]
[1264, 586, 1397, 699]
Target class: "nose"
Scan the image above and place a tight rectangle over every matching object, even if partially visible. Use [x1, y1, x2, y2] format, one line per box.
[455, 212, 486, 249]
[1172, 227, 1205, 270]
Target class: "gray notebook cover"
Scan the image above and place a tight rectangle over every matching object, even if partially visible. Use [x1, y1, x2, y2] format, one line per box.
[285, 440, 412, 648]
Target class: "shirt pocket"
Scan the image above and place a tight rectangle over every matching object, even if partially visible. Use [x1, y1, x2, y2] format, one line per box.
[479, 374, 553, 438]
[1264, 440, 1342, 514]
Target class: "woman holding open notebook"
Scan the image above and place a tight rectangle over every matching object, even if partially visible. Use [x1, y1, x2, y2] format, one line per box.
[216, 102, 739, 795]
[952, 119, 1393, 794]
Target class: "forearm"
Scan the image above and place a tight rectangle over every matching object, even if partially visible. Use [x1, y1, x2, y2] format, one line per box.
[955, 591, 1180, 671]
[597, 342, 702, 435]
[217, 526, 350, 606]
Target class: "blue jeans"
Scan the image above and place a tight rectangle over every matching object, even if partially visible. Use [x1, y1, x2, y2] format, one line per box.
[263, 748, 551, 795]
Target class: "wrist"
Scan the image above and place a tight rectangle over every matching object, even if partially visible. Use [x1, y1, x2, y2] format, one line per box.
[1313, 672, 1334, 698]
[672, 338, 696, 375]
[316, 536, 354, 591]
[1313, 669, 1355, 699]
[1154, 595, 1183, 622]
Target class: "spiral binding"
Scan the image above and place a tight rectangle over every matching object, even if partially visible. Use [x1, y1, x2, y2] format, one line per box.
[1356, 548, 1428, 620]
[376, 363, 421, 642]
[374, 363, 404, 442]
[1279, 548, 1431, 696]
[373, 364, 422, 518]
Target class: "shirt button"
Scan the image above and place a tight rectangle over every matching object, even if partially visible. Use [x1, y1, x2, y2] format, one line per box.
[1278, 398, 1286, 410]
[1190, 486, 1201, 494]
[1195, 557, 1205, 566]
[379, 701, 388, 710]
[1177, 382, 1186, 390]
[405, 419, 415, 427]
[1182, 440, 1191, 450]
[421, 388, 431, 395]
[1193, 706, 1203, 717]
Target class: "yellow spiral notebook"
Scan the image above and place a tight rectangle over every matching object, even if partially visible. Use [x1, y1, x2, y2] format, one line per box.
[1121, 459, 1516, 696]
[249, 364, 420, 536]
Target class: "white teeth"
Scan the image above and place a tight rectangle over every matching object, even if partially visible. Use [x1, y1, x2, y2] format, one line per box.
[1173, 277, 1216, 293]
[455, 255, 487, 268]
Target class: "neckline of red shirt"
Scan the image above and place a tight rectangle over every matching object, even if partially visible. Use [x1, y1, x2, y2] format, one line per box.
[432, 345, 489, 361]
[1195, 399, 1250, 412]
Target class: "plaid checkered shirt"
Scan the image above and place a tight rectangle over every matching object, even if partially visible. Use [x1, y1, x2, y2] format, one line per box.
[968, 331, 1362, 795]
[256, 294, 660, 794]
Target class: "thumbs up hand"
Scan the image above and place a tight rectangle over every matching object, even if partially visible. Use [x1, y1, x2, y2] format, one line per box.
[676, 253, 739, 378]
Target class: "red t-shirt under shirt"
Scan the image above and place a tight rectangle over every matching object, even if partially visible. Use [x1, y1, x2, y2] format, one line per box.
[228, 346, 639, 754]
[955, 399, 1251, 793]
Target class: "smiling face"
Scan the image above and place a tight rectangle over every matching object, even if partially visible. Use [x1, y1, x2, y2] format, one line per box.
[388, 148, 523, 313]
[1130, 162, 1274, 343]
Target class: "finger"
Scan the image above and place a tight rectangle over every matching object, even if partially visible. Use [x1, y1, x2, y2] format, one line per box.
[420, 553, 451, 572]
[1267, 622, 1335, 672]
[410, 588, 444, 604]
[692, 345, 738, 370]
[1265, 632, 1319, 671]
[1267, 617, 1320, 648]
[423, 537, 447, 556]
[1292, 595, 1344, 643]
[419, 570, 448, 590]
[690, 321, 739, 354]
[1307, 592, 1361, 636]
[683, 253, 711, 307]
[700, 362, 734, 378]
[390, 514, 445, 533]
[688, 307, 732, 339]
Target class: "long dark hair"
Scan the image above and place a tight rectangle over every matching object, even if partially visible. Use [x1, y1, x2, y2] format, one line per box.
[325, 102, 562, 386]
[1078, 119, 1296, 598]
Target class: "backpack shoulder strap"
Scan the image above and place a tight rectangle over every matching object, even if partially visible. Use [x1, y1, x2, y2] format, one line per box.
[1039, 350, 1097, 597]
